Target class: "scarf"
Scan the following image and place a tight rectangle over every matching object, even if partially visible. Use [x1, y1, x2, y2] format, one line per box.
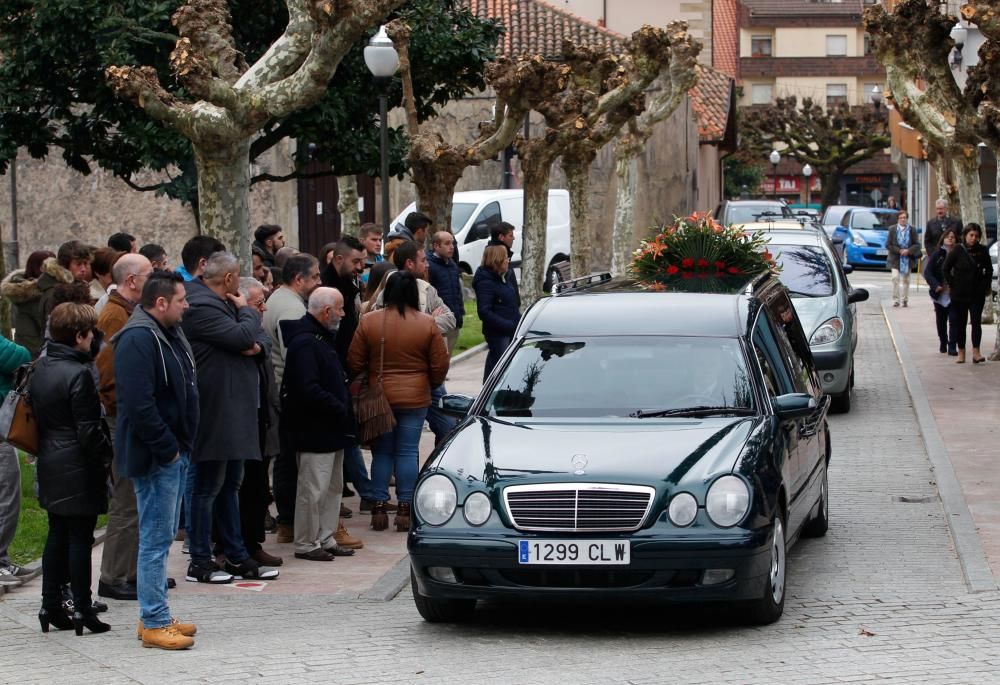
[896, 225, 910, 273]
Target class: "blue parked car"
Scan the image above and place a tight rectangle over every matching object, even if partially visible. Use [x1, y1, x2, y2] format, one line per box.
[835, 208, 904, 268]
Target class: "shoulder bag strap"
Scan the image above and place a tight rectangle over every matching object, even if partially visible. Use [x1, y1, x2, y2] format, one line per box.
[378, 309, 387, 385]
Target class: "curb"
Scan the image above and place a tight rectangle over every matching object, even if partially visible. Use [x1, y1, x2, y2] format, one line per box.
[450, 342, 487, 366]
[362, 556, 410, 602]
[882, 300, 998, 593]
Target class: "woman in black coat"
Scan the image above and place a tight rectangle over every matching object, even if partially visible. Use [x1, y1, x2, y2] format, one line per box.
[943, 223, 993, 364]
[30, 303, 113, 635]
[473, 245, 522, 382]
[923, 228, 959, 355]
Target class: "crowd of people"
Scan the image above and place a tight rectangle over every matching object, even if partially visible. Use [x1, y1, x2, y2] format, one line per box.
[920, 200, 993, 364]
[0, 214, 523, 650]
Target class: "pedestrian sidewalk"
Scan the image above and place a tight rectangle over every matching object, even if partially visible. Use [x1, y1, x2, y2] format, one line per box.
[4, 347, 491, 602]
[885, 299, 1000, 589]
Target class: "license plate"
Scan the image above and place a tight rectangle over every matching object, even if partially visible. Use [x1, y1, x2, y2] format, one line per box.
[518, 539, 630, 565]
[876, 249, 888, 256]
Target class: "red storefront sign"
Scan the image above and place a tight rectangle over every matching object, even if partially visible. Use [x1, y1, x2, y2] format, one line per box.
[761, 176, 822, 194]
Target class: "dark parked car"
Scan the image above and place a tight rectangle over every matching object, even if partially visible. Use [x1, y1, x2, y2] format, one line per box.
[409, 272, 831, 625]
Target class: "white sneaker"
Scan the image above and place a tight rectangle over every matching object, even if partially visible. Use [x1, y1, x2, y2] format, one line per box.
[0, 566, 23, 587]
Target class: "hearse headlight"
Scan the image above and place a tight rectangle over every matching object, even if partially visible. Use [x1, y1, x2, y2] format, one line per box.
[705, 476, 750, 527]
[463, 492, 492, 526]
[810, 316, 844, 345]
[415, 475, 457, 526]
[667, 492, 698, 527]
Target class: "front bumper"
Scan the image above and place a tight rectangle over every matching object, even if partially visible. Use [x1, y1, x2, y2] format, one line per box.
[846, 245, 887, 267]
[408, 526, 773, 603]
[812, 348, 851, 394]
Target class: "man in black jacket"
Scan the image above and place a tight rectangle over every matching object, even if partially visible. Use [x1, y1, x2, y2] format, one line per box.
[924, 199, 962, 257]
[488, 222, 520, 305]
[426, 231, 463, 354]
[181, 253, 278, 584]
[114, 271, 198, 649]
[280, 288, 361, 561]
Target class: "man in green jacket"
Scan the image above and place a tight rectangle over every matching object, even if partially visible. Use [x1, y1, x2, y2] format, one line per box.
[0, 332, 32, 587]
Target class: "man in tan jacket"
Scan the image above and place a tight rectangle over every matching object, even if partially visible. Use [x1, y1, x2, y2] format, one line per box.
[96, 253, 154, 601]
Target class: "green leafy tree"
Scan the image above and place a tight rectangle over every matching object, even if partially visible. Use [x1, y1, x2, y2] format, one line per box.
[737, 96, 890, 208]
[0, 0, 502, 239]
[722, 157, 764, 201]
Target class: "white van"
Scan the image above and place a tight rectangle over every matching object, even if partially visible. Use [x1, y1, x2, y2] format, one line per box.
[390, 189, 571, 289]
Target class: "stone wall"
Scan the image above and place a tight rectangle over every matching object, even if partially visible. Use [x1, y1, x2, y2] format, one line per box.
[0, 140, 298, 272]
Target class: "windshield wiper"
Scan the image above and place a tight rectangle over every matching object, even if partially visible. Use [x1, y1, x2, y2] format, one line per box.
[785, 289, 819, 298]
[630, 406, 756, 418]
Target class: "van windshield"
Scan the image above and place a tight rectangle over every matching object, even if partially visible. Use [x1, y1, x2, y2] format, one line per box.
[451, 203, 477, 233]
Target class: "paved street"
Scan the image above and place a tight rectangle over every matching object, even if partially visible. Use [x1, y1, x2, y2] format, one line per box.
[4, 271, 1000, 684]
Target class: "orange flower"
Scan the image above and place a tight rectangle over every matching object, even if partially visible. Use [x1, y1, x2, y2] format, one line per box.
[646, 241, 667, 258]
[648, 281, 667, 292]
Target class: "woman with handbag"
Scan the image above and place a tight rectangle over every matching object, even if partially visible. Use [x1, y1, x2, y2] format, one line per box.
[29, 303, 113, 635]
[348, 271, 449, 532]
[943, 223, 993, 364]
[923, 228, 959, 355]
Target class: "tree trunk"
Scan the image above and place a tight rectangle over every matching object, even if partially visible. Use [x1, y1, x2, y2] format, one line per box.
[950, 154, 992, 325]
[935, 155, 960, 210]
[337, 175, 360, 237]
[611, 154, 638, 277]
[410, 149, 465, 245]
[565, 163, 592, 279]
[520, 152, 555, 306]
[819, 171, 841, 208]
[194, 139, 252, 273]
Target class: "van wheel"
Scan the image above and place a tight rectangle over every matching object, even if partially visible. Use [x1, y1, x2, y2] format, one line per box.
[543, 264, 560, 293]
[744, 513, 786, 625]
[411, 571, 475, 623]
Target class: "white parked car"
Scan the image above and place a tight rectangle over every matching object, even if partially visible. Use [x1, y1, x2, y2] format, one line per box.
[391, 189, 571, 289]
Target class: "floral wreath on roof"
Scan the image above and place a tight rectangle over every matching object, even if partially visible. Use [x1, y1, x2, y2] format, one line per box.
[629, 212, 778, 290]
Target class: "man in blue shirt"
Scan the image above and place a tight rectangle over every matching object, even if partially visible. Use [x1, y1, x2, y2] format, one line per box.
[175, 236, 225, 282]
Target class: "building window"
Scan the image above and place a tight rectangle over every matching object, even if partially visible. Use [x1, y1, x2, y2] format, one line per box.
[826, 84, 848, 109]
[751, 35, 772, 57]
[864, 34, 871, 55]
[826, 35, 848, 56]
[751, 84, 773, 105]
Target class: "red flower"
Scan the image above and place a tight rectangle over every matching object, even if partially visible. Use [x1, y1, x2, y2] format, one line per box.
[727, 266, 741, 274]
[666, 264, 680, 275]
[715, 261, 726, 270]
[682, 271, 694, 279]
[697, 258, 710, 269]
[681, 257, 695, 269]
[697, 272, 709, 279]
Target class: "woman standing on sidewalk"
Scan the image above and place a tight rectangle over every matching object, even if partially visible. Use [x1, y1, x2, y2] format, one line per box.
[923, 228, 959, 355]
[943, 223, 992, 364]
[473, 245, 522, 382]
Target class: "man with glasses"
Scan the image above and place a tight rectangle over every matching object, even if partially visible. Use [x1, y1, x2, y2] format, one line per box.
[95, 253, 158, 601]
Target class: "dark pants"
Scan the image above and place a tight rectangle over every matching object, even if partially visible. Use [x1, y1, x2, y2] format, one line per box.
[239, 458, 269, 555]
[483, 335, 512, 383]
[934, 302, 950, 350]
[949, 296, 986, 349]
[344, 443, 375, 500]
[189, 460, 247, 566]
[273, 434, 298, 526]
[42, 513, 97, 611]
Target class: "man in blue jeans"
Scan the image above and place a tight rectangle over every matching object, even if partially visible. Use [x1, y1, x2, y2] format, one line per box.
[114, 271, 199, 650]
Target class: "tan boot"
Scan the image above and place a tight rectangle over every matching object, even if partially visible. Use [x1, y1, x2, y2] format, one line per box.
[276, 523, 294, 544]
[141, 624, 194, 650]
[137, 617, 197, 640]
[335, 522, 364, 549]
[957, 349, 966, 364]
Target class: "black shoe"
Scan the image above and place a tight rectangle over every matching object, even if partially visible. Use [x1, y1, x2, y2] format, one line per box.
[263, 512, 277, 533]
[167, 577, 176, 589]
[98, 580, 137, 601]
[39, 607, 74, 633]
[72, 610, 111, 636]
[185, 561, 233, 584]
[321, 544, 356, 557]
[948, 348, 958, 357]
[343, 484, 356, 498]
[940, 342, 948, 354]
[224, 557, 279, 580]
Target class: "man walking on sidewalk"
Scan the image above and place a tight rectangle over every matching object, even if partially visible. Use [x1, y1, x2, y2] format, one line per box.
[114, 271, 198, 650]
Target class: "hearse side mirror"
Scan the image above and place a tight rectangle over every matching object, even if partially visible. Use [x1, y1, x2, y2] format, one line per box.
[774, 393, 817, 420]
[847, 288, 869, 304]
[842, 263, 853, 274]
[440, 394, 475, 418]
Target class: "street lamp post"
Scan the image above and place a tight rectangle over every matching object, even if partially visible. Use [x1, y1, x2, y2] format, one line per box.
[364, 26, 399, 237]
[870, 84, 883, 112]
[769, 150, 780, 201]
[802, 163, 813, 207]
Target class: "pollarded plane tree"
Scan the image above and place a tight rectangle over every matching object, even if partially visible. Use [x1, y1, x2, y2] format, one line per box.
[864, 0, 984, 230]
[737, 97, 890, 211]
[387, 19, 569, 241]
[106, 0, 408, 269]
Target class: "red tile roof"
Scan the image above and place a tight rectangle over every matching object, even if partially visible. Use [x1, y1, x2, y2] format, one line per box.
[741, 0, 865, 17]
[460, 0, 735, 143]
[713, 0, 740, 79]
[461, 0, 624, 57]
[690, 64, 736, 143]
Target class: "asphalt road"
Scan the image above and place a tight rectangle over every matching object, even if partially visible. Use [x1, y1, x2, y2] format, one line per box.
[3, 271, 1000, 684]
